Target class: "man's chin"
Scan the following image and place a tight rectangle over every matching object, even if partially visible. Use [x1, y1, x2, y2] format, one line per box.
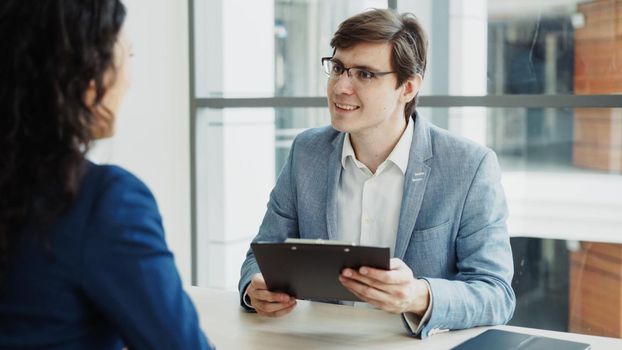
[330, 117, 353, 133]
[331, 124, 345, 133]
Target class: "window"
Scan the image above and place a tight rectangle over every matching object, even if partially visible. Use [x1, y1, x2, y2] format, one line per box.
[190, 0, 622, 338]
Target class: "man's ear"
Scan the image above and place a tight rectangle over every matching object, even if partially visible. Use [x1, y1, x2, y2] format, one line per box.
[400, 74, 423, 103]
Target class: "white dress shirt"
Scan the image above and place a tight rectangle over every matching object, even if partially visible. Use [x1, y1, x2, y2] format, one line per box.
[336, 120, 432, 335]
[245, 119, 432, 335]
[336, 120, 413, 255]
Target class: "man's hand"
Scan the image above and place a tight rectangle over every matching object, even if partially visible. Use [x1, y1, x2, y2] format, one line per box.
[246, 273, 297, 317]
[338, 258, 430, 315]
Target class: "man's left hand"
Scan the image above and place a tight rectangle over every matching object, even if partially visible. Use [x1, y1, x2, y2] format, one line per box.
[339, 258, 430, 315]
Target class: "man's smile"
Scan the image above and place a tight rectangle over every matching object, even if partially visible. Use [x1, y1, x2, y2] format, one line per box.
[334, 102, 360, 111]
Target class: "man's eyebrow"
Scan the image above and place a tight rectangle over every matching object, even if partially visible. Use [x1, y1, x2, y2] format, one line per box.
[330, 57, 383, 72]
[330, 58, 345, 66]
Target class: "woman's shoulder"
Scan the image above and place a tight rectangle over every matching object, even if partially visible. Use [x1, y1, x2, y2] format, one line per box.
[82, 162, 158, 219]
[86, 161, 140, 184]
[84, 162, 149, 195]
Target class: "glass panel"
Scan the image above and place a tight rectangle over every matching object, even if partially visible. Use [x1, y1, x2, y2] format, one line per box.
[486, 0, 579, 95]
[271, 106, 622, 338]
[275, 0, 388, 97]
[398, 0, 622, 96]
[195, 0, 622, 98]
[269, 106, 621, 241]
[273, 106, 621, 174]
[192, 0, 622, 339]
[194, 0, 388, 98]
[511, 238, 622, 339]
[272, 105, 622, 339]
[195, 106, 622, 293]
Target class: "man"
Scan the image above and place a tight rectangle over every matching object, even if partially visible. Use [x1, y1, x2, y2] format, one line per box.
[238, 8, 515, 338]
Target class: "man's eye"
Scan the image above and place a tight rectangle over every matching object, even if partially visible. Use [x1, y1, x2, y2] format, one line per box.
[357, 70, 375, 80]
[332, 64, 344, 74]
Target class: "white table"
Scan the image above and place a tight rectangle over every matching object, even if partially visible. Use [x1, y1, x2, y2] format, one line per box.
[187, 287, 622, 349]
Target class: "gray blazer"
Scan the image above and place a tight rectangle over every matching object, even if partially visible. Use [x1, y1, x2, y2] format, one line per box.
[239, 114, 515, 338]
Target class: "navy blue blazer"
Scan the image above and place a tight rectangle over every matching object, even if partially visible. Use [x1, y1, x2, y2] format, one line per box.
[0, 162, 213, 349]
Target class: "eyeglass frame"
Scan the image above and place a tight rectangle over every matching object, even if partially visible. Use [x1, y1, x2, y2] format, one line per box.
[321, 57, 396, 85]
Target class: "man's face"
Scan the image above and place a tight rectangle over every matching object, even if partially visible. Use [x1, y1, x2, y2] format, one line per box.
[327, 42, 408, 136]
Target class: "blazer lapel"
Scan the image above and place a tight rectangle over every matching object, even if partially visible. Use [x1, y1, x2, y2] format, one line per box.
[394, 114, 434, 259]
[326, 133, 345, 240]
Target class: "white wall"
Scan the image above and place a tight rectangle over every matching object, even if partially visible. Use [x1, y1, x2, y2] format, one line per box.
[88, 0, 192, 283]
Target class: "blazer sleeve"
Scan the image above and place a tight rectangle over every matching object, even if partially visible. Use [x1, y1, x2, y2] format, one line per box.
[238, 137, 301, 309]
[78, 169, 214, 350]
[420, 150, 516, 338]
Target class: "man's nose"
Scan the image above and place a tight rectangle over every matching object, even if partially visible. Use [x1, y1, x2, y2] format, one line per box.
[331, 72, 355, 95]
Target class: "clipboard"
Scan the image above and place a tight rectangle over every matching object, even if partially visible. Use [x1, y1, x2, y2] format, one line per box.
[251, 240, 390, 302]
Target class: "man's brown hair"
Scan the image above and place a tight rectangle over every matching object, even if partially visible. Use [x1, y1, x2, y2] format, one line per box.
[330, 8, 428, 119]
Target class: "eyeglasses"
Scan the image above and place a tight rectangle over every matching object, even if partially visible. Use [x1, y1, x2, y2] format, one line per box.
[321, 57, 396, 87]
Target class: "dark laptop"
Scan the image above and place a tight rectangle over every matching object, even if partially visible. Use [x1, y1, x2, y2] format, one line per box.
[451, 329, 591, 350]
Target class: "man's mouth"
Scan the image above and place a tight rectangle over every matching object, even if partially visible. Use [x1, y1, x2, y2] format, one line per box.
[334, 103, 360, 111]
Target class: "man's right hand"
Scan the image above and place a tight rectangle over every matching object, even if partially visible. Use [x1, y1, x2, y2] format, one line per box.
[246, 273, 297, 317]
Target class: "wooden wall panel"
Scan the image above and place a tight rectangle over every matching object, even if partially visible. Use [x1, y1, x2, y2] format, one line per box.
[573, 0, 622, 172]
[569, 243, 622, 337]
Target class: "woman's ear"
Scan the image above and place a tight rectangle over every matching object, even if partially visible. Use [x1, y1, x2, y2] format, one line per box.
[84, 80, 97, 108]
[84, 80, 114, 139]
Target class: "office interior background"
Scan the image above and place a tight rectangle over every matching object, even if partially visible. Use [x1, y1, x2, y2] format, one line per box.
[89, 0, 622, 339]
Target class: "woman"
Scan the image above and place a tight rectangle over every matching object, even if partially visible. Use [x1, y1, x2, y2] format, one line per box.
[0, 1, 214, 349]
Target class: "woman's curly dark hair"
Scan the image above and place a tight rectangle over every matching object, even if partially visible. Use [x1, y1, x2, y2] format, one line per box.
[0, 0, 126, 283]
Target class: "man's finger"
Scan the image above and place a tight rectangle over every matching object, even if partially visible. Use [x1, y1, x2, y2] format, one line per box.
[251, 289, 292, 303]
[341, 268, 386, 289]
[269, 300, 297, 317]
[250, 274, 268, 287]
[340, 277, 406, 314]
[343, 267, 408, 286]
[389, 257, 408, 270]
[343, 283, 388, 310]
[254, 299, 296, 315]
[339, 275, 388, 302]
[260, 300, 295, 314]
[268, 302, 297, 317]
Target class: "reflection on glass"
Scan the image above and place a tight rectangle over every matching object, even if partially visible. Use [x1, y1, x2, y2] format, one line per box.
[488, 1, 577, 95]
[272, 0, 622, 97]
[196, 0, 622, 97]
[511, 238, 570, 332]
[512, 238, 622, 339]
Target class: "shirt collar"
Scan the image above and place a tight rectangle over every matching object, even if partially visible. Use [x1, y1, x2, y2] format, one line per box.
[386, 119, 413, 174]
[341, 133, 358, 169]
[340, 119, 413, 174]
